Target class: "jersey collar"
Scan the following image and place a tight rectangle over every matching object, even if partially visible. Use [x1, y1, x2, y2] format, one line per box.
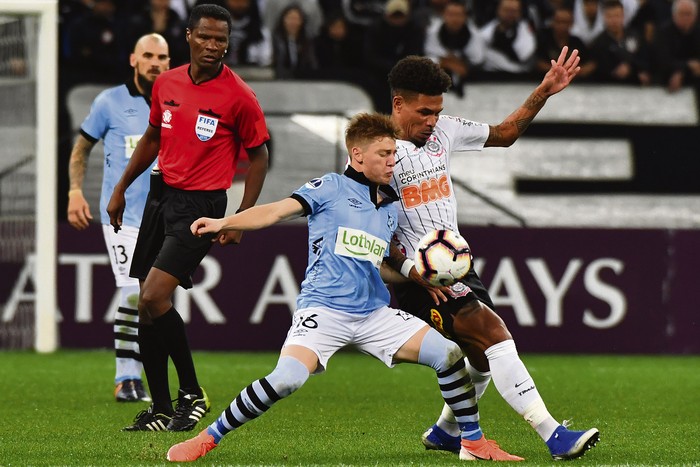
[187, 63, 224, 85]
[343, 166, 399, 206]
[125, 79, 151, 106]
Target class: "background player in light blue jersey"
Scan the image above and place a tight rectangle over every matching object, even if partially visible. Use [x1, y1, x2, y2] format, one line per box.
[67, 33, 170, 403]
[166, 113, 522, 463]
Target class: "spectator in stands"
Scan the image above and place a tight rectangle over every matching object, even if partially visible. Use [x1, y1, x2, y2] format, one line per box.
[589, 0, 652, 84]
[652, 0, 700, 91]
[318, 0, 344, 17]
[413, 0, 451, 30]
[364, 0, 425, 112]
[223, 0, 273, 67]
[59, 0, 93, 53]
[343, 0, 387, 28]
[522, 0, 556, 29]
[128, 0, 189, 67]
[424, 0, 485, 96]
[470, 0, 553, 28]
[470, 0, 500, 26]
[62, 0, 129, 85]
[628, 0, 670, 42]
[263, 0, 324, 37]
[312, 10, 382, 109]
[314, 10, 365, 72]
[536, 6, 595, 78]
[571, 0, 604, 45]
[480, 0, 538, 80]
[272, 4, 319, 79]
[572, 0, 641, 45]
[170, 0, 199, 20]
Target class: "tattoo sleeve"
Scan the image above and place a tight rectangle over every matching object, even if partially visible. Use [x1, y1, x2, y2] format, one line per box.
[487, 91, 548, 147]
[68, 136, 94, 190]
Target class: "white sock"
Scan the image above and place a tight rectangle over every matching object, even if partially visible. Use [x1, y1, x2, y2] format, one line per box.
[485, 340, 560, 441]
[435, 402, 460, 436]
[464, 357, 492, 400]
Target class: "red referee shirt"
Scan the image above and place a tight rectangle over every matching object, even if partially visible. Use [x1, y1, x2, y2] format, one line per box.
[149, 64, 269, 191]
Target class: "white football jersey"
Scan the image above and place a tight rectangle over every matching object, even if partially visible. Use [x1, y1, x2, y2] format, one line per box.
[390, 115, 489, 258]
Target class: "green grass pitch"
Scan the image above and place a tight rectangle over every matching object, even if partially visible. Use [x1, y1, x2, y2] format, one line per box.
[1, 350, 698, 465]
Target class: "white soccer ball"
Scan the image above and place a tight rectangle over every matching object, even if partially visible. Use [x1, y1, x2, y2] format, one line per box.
[414, 229, 472, 286]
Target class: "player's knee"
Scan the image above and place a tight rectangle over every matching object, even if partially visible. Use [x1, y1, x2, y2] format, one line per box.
[138, 288, 166, 315]
[419, 328, 464, 373]
[266, 356, 309, 398]
[443, 339, 463, 367]
[454, 300, 513, 345]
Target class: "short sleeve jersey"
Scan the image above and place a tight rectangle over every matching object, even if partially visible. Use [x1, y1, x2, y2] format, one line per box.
[149, 64, 269, 190]
[292, 168, 399, 315]
[80, 81, 156, 228]
[389, 115, 489, 258]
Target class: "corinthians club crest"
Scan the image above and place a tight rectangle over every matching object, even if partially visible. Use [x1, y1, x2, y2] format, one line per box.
[195, 114, 218, 141]
[426, 139, 443, 156]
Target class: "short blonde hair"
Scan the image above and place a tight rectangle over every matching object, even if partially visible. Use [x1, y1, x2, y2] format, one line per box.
[345, 113, 400, 152]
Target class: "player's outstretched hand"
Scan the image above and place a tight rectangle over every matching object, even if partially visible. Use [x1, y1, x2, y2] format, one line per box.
[191, 217, 224, 237]
[540, 46, 581, 97]
[408, 267, 450, 305]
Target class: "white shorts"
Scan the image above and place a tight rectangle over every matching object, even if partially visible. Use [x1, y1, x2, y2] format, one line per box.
[283, 305, 428, 373]
[102, 224, 140, 288]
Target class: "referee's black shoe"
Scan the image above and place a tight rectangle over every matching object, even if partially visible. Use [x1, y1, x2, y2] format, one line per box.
[123, 405, 171, 431]
[167, 387, 211, 431]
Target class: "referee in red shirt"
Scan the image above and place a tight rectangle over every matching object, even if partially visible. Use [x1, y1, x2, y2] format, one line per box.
[107, 4, 270, 432]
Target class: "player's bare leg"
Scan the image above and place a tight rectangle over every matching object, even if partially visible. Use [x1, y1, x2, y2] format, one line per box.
[136, 269, 210, 432]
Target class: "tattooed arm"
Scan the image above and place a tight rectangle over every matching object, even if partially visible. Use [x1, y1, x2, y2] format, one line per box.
[67, 134, 97, 230]
[485, 46, 581, 148]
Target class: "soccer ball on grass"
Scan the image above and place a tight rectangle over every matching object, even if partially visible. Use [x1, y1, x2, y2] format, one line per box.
[414, 229, 472, 286]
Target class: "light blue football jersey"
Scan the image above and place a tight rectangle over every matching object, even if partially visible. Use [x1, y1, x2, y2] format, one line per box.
[80, 81, 157, 228]
[292, 168, 399, 315]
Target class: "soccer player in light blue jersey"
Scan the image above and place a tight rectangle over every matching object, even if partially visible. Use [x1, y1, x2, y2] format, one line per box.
[67, 33, 170, 403]
[166, 113, 523, 462]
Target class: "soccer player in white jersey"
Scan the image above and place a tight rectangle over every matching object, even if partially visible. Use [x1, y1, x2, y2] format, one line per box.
[386, 49, 600, 460]
[67, 34, 170, 402]
[166, 113, 523, 462]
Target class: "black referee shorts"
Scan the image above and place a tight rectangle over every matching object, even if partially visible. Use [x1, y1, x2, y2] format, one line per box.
[393, 268, 495, 338]
[130, 182, 227, 289]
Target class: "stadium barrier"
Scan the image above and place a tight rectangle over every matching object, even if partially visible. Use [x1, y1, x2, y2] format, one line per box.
[2, 223, 697, 354]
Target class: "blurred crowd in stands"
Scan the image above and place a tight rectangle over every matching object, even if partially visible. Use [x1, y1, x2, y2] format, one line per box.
[57, 0, 700, 114]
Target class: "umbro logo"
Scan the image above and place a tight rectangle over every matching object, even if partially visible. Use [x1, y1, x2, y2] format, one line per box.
[348, 197, 362, 208]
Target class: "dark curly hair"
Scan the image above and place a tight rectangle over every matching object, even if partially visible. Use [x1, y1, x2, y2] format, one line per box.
[388, 55, 452, 96]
